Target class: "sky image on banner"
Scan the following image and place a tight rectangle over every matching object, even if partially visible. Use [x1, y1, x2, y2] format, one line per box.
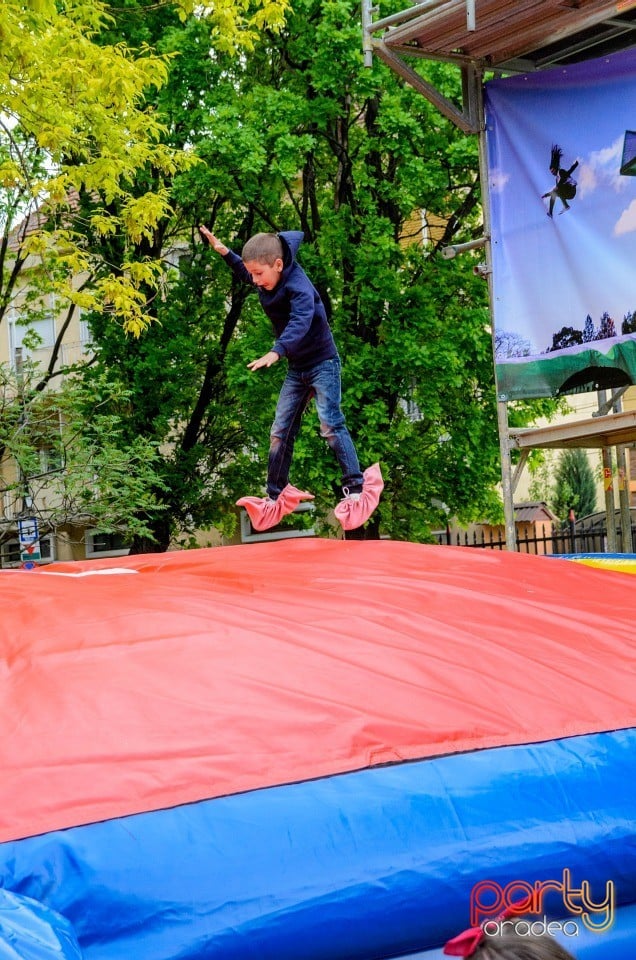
[484, 48, 636, 401]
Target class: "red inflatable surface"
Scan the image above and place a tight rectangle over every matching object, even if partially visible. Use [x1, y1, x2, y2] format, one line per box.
[1, 540, 634, 843]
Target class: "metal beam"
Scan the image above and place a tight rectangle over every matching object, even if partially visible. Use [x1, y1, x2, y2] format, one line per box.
[374, 42, 474, 66]
[597, 391, 618, 552]
[511, 449, 529, 496]
[471, 63, 516, 552]
[594, 385, 629, 417]
[372, 41, 480, 134]
[365, 0, 449, 35]
[611, 394, 634, 553]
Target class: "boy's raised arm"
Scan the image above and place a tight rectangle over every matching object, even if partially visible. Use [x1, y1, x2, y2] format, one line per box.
[199, 225, 229, 256]
[199, 226, 253, 286]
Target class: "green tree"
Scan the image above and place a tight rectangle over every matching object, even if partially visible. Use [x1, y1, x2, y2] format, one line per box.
[596, 311, 616, 341]
[622, 310, 636, 334]
[1, 0, 182, 335]
[1, 0, 288, 335]
[0, 361, 166, 544]
[548, 326, 583, 351]
[551, 448, 597, 522]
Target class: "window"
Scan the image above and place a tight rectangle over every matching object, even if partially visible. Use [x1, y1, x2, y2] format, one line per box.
[240, 501, 316, 544]
[2, 490, 20, 521]
[85, 529, 130, 558]
[0, 534, 55, 568]
[22, 411, 65, 479]
[79, 316, 93, 347]
[8, 313, 56, 368]
[34, 446, 64, 476]
[1, 539, 21, 566]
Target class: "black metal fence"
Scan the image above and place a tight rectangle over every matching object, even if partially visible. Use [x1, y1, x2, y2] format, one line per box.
[435, 523, 636, 555]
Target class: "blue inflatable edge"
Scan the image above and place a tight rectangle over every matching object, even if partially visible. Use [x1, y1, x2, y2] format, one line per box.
[1, 727, 634, 960]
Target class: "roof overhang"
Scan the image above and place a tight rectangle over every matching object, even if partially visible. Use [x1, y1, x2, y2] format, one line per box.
[370, 0, 636, 74]
[366, 0, 636, 132]
[510, 409, 636, 450]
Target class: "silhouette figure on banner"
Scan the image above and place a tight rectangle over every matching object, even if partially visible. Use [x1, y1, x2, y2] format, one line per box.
[542, 144, 579, 217]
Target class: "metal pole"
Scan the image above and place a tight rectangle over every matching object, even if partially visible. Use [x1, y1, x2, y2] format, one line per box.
[616, 444, 632, 551]
[496, 399, 517, 550]
[612, 395, 633, 552]
[597, 390, 617, 552]
[365, 0, 450, 36]
[474, 67, 516, 550]
[440, 236, 487, 259]
[361, 0, 374, 67]
[466, 0, 476, 31]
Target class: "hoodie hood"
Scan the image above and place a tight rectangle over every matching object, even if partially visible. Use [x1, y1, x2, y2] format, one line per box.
[278, 231, 304, 269]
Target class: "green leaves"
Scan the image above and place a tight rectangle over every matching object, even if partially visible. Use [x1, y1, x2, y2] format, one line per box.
[1, 0, 287, 333]
[0, 364, 167, 540]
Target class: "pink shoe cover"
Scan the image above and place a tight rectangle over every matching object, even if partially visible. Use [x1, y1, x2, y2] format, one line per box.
[334, 463, 384, 531]
[237, 484, 314, 532]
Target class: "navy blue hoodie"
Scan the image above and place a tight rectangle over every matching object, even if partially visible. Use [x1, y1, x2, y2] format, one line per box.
[223, 231, 337, 371]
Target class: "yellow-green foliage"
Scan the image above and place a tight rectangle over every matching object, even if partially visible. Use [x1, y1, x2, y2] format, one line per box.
[1, 0, 288, 332]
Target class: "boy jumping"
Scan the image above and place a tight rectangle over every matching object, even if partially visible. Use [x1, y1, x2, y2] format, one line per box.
[200, 227, 383, 532]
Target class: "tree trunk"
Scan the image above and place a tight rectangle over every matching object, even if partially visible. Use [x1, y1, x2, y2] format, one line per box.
[128, 515, 173, 554]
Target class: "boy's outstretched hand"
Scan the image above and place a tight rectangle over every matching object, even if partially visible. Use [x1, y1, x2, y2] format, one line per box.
[248, 351, 280, 371]
[199, 225, 228, 256]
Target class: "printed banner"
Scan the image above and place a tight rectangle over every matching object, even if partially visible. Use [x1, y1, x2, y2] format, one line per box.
[484, 48, 636, 400]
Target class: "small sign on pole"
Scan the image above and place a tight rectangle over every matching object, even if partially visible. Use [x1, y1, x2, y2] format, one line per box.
[18, 516, 41, 563]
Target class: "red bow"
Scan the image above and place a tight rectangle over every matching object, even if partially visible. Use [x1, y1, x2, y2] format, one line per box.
[443, 924, 485, 957]
[443, 901, 530, 957]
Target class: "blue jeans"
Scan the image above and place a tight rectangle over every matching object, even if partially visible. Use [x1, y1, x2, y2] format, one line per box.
[267, 356, 363, 498]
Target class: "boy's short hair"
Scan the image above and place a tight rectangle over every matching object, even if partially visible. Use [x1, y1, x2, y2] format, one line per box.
[242, 233, 283, 266]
